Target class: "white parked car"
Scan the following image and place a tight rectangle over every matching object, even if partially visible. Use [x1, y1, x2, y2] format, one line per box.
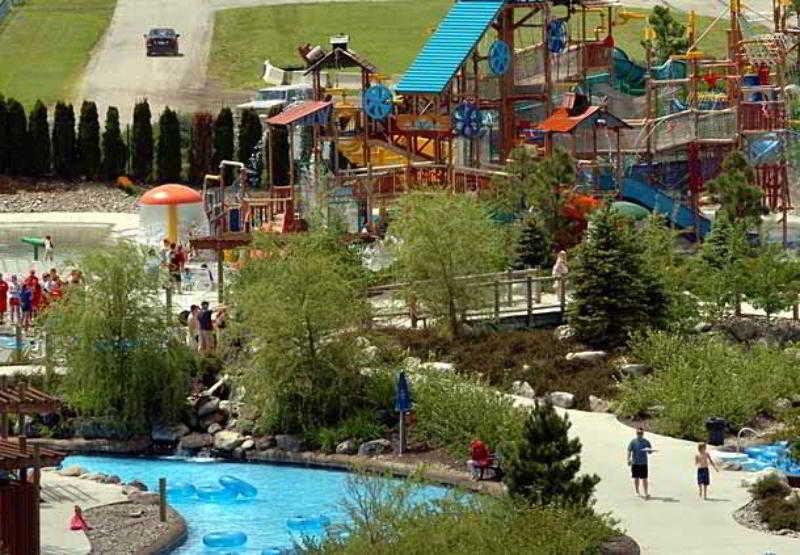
[236, 84, 313, 115]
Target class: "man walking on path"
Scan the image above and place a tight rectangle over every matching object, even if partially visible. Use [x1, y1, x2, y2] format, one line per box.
[628, 427, 654, 499]
[198, 301, 214, 354]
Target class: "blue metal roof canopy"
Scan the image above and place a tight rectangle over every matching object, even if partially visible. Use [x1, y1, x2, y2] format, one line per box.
[395, 0, 506, 95]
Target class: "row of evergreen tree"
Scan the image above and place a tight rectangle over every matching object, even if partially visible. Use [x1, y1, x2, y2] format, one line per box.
[0, 96, 264, 184]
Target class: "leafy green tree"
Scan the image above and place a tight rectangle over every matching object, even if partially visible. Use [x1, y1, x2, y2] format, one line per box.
[189, 112, 214, 185]
[743, 244, 800, 322]
[693, 215, 751, 320]
[157, 106, 182, 183]
[45, 243, 191, 433]
[212, 107, 234, 168]
[52, 102, 76, 179]
[389, 193, 507, 337]
[77, 100, 101, 179]
[706, 151, 762, 224]
[230, 230, 370, 434]
[101, 107, 128, 180]
[505, 401, 599, 507]
[6, 99, 29, 176]
[568, 206, 669, 348]
[238, 108, 262, 165]
[28, 100, 51, 177]
[639, 214, 699, 329]
[513, 216, 553, 269]
[642, 6, 690, 63]
[0, 96, 8, 174]
[493, 147, 576, 249]
[132, 99, 154, 182]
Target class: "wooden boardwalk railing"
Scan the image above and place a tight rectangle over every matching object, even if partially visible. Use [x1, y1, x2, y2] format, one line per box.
[367, 269, 567, 328]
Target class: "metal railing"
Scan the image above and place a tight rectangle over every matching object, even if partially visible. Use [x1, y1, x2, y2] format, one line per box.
[368, 269, 567, 328]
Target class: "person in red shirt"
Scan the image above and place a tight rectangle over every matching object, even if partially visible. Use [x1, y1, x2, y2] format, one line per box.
[468, 439, 491, 480]
[0, 275, 8, 325]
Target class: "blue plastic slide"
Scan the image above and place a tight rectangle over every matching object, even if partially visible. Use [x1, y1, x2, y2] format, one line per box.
[621, 177, 711, 237]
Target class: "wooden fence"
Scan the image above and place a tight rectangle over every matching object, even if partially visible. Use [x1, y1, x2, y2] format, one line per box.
[368, 269, 567, 328]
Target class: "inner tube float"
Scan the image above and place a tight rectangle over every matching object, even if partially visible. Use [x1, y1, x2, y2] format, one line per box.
[286, 515, 331, 532]
[166, 481, 196, 499]
[219, 475, 258, 498]
[196, 485, 236, 503]
[202, 530, 247, 548]
[261, 548, 284, 555]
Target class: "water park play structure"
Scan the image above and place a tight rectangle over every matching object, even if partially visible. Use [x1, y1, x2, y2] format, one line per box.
[192, 0, 798, 249]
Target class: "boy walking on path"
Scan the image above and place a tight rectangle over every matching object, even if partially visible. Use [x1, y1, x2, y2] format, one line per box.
[628, 427, 655, 499]
[695, 443, 719, 500]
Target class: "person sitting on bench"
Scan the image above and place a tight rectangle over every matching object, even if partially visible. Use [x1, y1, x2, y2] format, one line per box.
[467, 439, 502, 481]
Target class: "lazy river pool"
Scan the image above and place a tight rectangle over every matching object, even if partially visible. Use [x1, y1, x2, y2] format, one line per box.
[63, 455, 449, 554]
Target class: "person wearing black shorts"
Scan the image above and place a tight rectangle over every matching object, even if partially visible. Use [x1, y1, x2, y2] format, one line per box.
[628, 427, 653, 499]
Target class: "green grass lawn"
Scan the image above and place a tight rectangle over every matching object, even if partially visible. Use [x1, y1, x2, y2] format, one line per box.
[209, 1, 745, 91]
[0, 0, 116, 107]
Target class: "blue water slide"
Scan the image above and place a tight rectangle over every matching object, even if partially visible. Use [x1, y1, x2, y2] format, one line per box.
[749, 135, 781, 163]
[621, 177, 711, 237]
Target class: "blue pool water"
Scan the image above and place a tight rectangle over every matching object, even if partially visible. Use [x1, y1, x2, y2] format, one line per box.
[64, 455, 448, 554]
[740, 442, 800, 473]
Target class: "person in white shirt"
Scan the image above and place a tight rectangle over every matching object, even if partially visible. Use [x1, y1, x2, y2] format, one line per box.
[43, 235, 54, 263]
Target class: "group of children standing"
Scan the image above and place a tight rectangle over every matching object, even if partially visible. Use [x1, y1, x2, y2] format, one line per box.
[0, 268, 81, 330]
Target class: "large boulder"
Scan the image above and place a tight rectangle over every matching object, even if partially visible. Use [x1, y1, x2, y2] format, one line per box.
[620, 364, 650, 378]
[256, 436, 277, 450]
[547, 391, 575, 409]
[554, 324, 575, 342]
[151, 423, 190, 442]
[511, 381, 536, 399]
[213, 430, 244, 451]
[101, 474, 122, 484]
[420, 361, 455, 373]
[127, 480, 148, 492]
[207, 423, 222, 435]
[241, 439, 255, 451]
[589, 395, 610, 413]
[275, 434, 304, 452]
[336, 439, 358, 455]
[358, 439, 392, 457]
[600, 535, 640, 555]
[179, 432, 213, 450]
[565, 351, 607, 363]
[200, 411, 227, 428]
[59, 465, 86, 477]
[197, 397, 220, 417]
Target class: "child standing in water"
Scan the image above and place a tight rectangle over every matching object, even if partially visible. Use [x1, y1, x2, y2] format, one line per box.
[695, 443, 719, 500]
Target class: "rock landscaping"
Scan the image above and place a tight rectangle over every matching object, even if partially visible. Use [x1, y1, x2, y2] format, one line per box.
[83, 502, 186, 555]
[0, 180, 139, 213]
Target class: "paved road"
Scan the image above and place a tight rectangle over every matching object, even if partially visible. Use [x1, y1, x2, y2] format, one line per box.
[512, 396, 798, 555]
[75, 0, 387, 123]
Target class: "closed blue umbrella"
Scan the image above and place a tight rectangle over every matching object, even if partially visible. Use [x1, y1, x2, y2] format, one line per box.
[395, 371, 412, 455]
[395, 371, 412, 413]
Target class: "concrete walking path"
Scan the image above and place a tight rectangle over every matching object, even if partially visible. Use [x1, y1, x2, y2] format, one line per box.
[513, 396, 797, 554]
[39, 472, 127, 555]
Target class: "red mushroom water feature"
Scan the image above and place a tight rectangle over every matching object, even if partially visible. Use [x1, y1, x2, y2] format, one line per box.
[140, 184, 203, 244]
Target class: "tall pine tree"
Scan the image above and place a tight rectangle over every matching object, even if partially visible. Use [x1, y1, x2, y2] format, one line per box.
[568, 206, 669, 348]
[28, 101, 51, 177]
[0, 96, 8, 174]
[212, 107, 234, 168]
[641, 6, 689, 63]
[77, 100, 101, 179]
[52, 102, 77, 179]
[132, 100, 154, 182]
[189, 112, 214, 185]
[513, 217, 554, 269]
[6, 99, 29, 176]
[156, 106, 182, 183]
[102, 107, 127, 181]
[505, 401, 599, 507]
[237, 108, 262, 165]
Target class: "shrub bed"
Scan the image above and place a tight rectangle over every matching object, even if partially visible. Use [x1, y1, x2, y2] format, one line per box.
[749, 475, 800, 531]
[616, 332, 800, 439]
[367, 329, 617, 409]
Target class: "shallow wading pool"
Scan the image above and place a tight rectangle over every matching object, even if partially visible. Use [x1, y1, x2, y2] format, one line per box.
[63, 455, 448, 554]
